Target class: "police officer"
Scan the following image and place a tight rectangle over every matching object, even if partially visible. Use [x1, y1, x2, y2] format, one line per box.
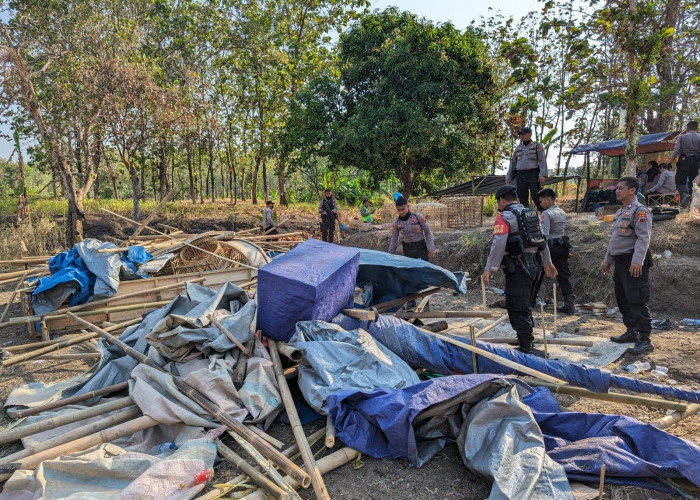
[534, 188, 575, 313]
[318, 188, 338, 243]
[482, 185, 557, 356]
[262, 200, 277, 234]
[602, 177, 654, 354]
[670, 120, 700, 204]
[388, 196, 436, 261]
[506, 126, 547, 209]
[360, 198, 375, 223]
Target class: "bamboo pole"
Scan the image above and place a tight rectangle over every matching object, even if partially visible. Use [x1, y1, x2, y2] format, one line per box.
[651, 403, 700, 429]
[372, 287, 441, 313]
[3, 318, 141, 366]
[216, 440, 292, 500]
[0, 257, 52, 266]
[598, 464, 605, 500]
[529, 381, 688, 411]
[0, 270, 47, 287]
[2, 301, 167, 329]
[0, 405, 142, 468]
[269, 339, 330, 500]
[197, 428, 326, 500]
[240, 448, 359, 500]
[207, 314, 251, 356]
[393, 310, 493, 320]
[262, 216, 295, 235]
[478, 337, 594, 347]
[127, 189, 175, 241]
[0, 271, 29, 323]
[481, 276, 487, 309]
[0, 267, 46, 282]
[246, 425, 284, 450]
[341, 308, 376, 321]
[7, 381, 130, 419]
[325, 417, 336, 449]
[469, 325, 478, 374]
[474, 314, 509, 338]
[101, 209, 259, 272]
[35, 353, 101, 361]
[0, 413, 155, 481]
[422, 329, 566, 385]
[278, 343, 303, 363]
[3, 335, 86, 352]
[233, 338, 255, 387]
[243, 231, 303, 241]
[552, 283, 559, 338]
[540, 304, 548, 358]
[65, 312, 311, 487]
[0, 396, 134, 446]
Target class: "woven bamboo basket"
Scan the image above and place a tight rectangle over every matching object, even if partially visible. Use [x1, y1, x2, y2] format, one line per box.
[158, 237, 238, 275]
[411, 202, 448, 228]
[442, 197, 483, 228]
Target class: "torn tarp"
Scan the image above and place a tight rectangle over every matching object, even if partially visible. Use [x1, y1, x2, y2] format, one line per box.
[327, 374, 573, 499]
[334, 314, 700, 404]
[288, 321, 421, 414]
[355, 249, 468, 307]
[31, 239, 152, 314]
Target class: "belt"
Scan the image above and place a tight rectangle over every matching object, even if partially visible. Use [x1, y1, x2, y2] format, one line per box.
[402, 240, 426, 248]
[516, 168, 539, 174]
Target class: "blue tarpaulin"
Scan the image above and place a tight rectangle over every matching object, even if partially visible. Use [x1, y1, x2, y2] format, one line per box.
[568, 131, 678, 157]
[257, 240, 360, 341]
[355, 249, 467, 307]
[334, 314, 700, 403]
[326, 374, 700, 492]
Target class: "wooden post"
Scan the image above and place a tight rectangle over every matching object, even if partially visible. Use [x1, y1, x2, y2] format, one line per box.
[481, 276, 487, 309]
[540, 304, 548, 358]
[478, 337, 594, 347]
[64, 312, 310, 488]
[8, 381, 130, 419]
[325, 417, 336, 449]
[269, 339, 330, 500]
[552, 283, 558, 338]
[393, 311, 492, 320]
[341, 308, 376, 321]
[371, 287, 440, 313]
[469, 325, 478, 374]
[0, 271, 29, 323]
[598, 464, 605, 500]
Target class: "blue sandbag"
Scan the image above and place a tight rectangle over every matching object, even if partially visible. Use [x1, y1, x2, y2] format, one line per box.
[257, 240, 360, 341]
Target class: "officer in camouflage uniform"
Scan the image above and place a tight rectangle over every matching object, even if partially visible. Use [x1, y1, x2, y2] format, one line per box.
[506, 126, 547, 210]
[388, 197, 435, 261]
[482, 185, 557, 356]
[602, 177, 654, 354]
[534, 188, 576, 313]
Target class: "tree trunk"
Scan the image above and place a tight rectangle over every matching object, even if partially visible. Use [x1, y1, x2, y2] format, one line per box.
[186, 139, 197, 204]
[252, 155, 260, 205]
[399, 166, 414, 198]
[197, 142, 204, 204]
[208, 139, 216, 203]
[126, 158, 141, 221]
[158, 138, 168, 201]
[262, 158, 268, 201]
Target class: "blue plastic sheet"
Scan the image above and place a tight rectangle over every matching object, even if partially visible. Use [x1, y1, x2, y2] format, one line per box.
[257, 240, 360, 341]
[334, 314, 700, 404]
[355, 249, 467, 306]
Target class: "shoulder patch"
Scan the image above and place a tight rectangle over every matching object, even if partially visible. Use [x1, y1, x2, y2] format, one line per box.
[493, 214, 508, 235]
[637, 210, 647, 223]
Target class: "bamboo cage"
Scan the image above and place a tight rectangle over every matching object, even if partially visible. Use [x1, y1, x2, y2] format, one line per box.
[411, 202, 449, 228]
[442, 196, 483, 228]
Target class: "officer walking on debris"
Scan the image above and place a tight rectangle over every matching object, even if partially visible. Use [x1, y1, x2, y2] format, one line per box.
[482, 185, 557, 356]
[388, 196, 436, 261]
[602, 177, 654, 354]
[534, 188, 576, 314]
[506, 126, 548, 210]
[319, 188, 338, 243]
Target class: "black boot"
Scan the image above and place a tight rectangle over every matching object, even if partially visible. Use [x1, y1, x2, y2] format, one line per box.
[610, 330, 638, 343]
[557, 295, 576, 314]
[518, 342, 548, 358]
[628, 332, 654, 354]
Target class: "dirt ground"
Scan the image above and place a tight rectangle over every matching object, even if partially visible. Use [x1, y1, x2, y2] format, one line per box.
[0, 207, 698, 499]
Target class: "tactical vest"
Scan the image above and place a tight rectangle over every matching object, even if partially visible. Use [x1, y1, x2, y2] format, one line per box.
[504, 205, 546, 255]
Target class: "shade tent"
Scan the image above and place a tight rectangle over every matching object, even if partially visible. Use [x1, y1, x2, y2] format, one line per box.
[567, 131, 680, 157]
[427, 175, 580, 198]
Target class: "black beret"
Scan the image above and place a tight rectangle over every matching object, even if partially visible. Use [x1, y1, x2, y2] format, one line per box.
[395, 196, 408, 206]
[495, 184, 517, 199]
[519, 126, 532, 134]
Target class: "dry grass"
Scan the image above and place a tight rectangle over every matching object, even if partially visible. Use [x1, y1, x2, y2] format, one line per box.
[0, 218, 65, 261]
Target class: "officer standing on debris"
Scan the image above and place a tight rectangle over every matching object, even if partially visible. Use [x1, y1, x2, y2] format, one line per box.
[534, 188, 576, 314]
[319, 188, 338, 243]
[388, 196, 436, 261]
[262, 200, 277, 235]
[602, 177, 654, 354]
[670, 120, 700, 205]
[506, 126, 548, 210]
[482, 185, 557, 356]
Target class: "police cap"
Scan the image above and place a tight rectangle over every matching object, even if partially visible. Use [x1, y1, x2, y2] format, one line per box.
[495, 184, 517, 199]
[518, 126, 532, 135]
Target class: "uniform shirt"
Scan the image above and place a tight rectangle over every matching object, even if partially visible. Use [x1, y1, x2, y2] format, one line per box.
[671, 130, 700, 159]
[647, 170, 676, 193]
[541, 205, 566, 239]
[388, 212, 435, 254]
[262, 207, 274, 228]
[318, 196, 338, 216]
[603, 199, 652, 266]
[360, 205, 373, 222]
[484, 203, 552, 272]
[506, 141, 547, 182]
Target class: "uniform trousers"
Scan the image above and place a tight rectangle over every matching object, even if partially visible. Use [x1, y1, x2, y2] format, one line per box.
[320, 216, 335, 243]
[613, 253, 652, 335]
[402, 240, 429, 261]
[504, 257, 541, 347]
[676, 155, 699, 195]
[515, 169, 542, 210]
[532, 241, 573, 299]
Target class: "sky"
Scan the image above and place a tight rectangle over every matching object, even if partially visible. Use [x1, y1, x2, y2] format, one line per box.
[0, 0, 538, 161]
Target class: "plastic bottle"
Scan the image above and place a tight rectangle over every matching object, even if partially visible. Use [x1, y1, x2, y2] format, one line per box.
[663, 250, 672, 258]
[681, 318, 700, 327]
[190, 468, 214, 486]
[655, 365, 668, 374]
[639, 362, 650, 371]
[158, 442, 176, 453]
[624, 362, 640, 373]
[651, 367, 668, 379]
